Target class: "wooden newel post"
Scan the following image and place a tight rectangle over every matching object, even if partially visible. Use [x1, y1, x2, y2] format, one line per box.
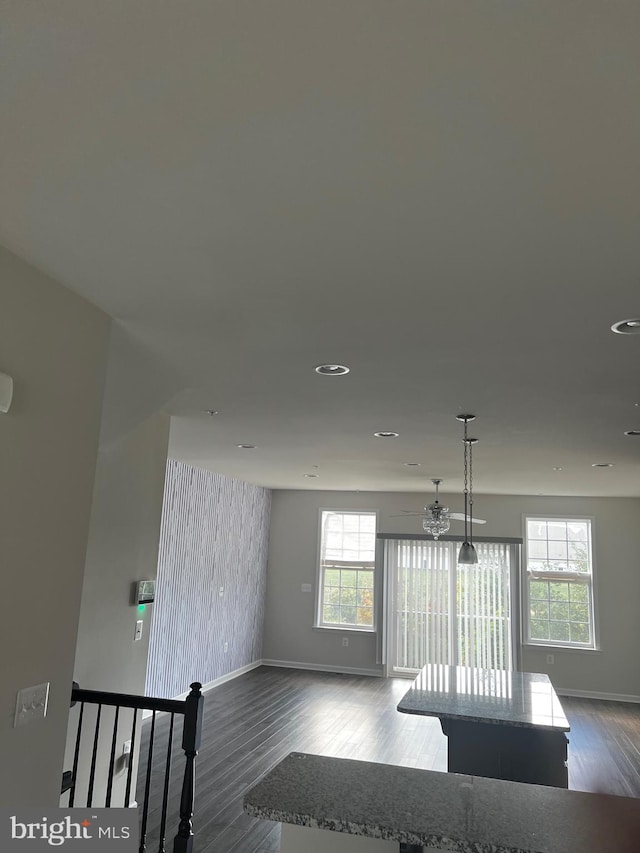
[173, 682, 204, 853]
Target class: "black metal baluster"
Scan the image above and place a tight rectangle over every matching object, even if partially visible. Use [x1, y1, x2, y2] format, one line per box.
[124, 708, 139, 808]
[139, 710, 157, 853]
[68, 702, 85, 807]
[158, 713, 175, 853]
[173, 683, 203, 853]
[105, 705, 120, 806]
[87, 704, 102, 807]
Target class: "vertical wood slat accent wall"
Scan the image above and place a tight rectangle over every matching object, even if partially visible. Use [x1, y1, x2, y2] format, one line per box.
[145, 460, 271, 699]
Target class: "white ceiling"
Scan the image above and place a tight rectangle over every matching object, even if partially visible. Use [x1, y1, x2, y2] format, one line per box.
[2, 1, 640, 496]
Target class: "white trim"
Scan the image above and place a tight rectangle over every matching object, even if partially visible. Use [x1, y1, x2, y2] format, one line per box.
[142, 660, 263, 717]
[521, 514, 598, 650]
[315, 508, 379, 631]
[556, 688, 640, 704]
[262, 658, 384, 678]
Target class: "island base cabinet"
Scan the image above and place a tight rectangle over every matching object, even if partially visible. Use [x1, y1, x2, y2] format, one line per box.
[280, 825, 439, 852]
[441, 719, 568, 788]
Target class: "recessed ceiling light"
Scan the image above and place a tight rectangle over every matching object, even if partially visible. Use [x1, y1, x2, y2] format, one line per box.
[237, 444, 256, 449]
[552, 467, 563, 471]
[404, 462, 421, 467]
[624, 429, 640, 436]
[592, 462, 614, 467]
[314, 364, 350, 376]
[205, 409, 219, 416]
[304, 473, 318, 478]
[611, 319, 640, 335]
[374, 431, 399, 438]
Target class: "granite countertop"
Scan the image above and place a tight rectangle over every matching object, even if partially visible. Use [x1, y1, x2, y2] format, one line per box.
[243, 752, 640, 853]
[397, 665, 570, 731]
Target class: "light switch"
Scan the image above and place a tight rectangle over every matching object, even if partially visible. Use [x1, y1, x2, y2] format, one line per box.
[219, 586, 224, 597]
[134, 620, 143, 642]
[14, 682, 50, 728]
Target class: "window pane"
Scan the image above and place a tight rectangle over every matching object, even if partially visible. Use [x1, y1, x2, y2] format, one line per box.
[570, 622, 590, 643]
[325, 587, 340, 605]
[567, 522, 588, 542]
[548, 540, 568, 561]
[549, 582, 569, 601]
[528, 541, 547, 560]
[357, 607, 373, 626]
[530, 601, 549, 620]
[323, 605, 340, 622]
[341, 570, 357, 587]
[527, 520, 547, 540]
[569, 602, 589, 623]
[547, 522, 568, 541]
[549, 621, 571, 641]
[570, 584, 588, 603]
[358, 571, 374, 588]
[340, 587, 357, 605]
[550, 601, 569, 621]
[357, 588, 373, 607]
[341, 606, 357, 624]
[324, 568, 340, 585]
[530, 580, 549, 599]
[530, 619, 550, 640]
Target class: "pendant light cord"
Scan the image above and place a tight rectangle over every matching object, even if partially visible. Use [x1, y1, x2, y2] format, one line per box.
[463, 419, 469, 542]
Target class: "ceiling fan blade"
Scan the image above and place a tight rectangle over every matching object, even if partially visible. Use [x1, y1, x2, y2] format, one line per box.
[388, 512, 430, 517]
[448, 513, 487, 524]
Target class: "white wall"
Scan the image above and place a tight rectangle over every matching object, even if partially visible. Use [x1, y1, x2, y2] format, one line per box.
[264, 490, 640, 698]
[0, 245, 110, 808]
[61, 412, 170, 807]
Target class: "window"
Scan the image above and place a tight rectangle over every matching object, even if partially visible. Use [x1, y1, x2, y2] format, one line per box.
[317, 511, 376, 630]
[523, 517, 596, 648]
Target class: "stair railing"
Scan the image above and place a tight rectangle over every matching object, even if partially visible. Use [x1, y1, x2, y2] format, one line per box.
[64, 681, 203, 853]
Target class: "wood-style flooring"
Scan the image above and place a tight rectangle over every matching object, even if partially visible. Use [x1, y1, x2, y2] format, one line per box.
[137, 666, 640, 853]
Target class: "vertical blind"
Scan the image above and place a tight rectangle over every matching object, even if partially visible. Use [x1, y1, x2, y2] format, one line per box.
[388, 539, 513, 672]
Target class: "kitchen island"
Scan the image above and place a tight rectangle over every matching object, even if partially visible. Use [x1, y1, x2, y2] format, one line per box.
[397, 664, 570, 787]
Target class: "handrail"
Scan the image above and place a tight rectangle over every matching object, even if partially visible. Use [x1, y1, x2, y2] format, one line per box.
[72, 687, 187, 715]
[65, 681, 204, 853]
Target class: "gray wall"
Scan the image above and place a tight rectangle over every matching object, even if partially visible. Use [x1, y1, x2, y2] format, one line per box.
[62, 412, 170, 806]
[146, 460, 271, 699]
[264, 490, 640, 698]
[0, 245, 110, 808]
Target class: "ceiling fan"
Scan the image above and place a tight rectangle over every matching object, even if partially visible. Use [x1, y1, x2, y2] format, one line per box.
[391, 478, 486, 539]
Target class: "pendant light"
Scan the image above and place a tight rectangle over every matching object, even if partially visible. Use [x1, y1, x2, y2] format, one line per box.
[456, 414, 478, 565]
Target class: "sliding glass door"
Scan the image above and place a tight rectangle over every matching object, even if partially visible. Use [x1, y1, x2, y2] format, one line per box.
[385, 539, 518, 675]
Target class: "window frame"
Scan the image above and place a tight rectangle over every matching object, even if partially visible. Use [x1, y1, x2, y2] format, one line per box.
[314, 508, 378, 633]
[521, 514, 599, 651]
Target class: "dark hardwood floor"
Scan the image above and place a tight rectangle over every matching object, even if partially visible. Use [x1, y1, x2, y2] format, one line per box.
[137, 666, 640, 853]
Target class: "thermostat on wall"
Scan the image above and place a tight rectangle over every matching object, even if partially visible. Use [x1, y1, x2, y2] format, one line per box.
[136, 580, 156, 605]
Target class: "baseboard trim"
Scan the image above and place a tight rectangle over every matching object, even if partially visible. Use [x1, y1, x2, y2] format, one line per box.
[142, 660, 264, 717]
[557, 688, 640, 704]
[261, 658, 384, 678]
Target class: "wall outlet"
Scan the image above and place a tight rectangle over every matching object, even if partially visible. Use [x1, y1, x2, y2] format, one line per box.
[223, 641, 228, 653]
[301, 583, 312, 593]
[546, 654, 555, 665]
[219, 586, 224, 597]
[342, 637, 349, 647]
[14, 682, 50, 728]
